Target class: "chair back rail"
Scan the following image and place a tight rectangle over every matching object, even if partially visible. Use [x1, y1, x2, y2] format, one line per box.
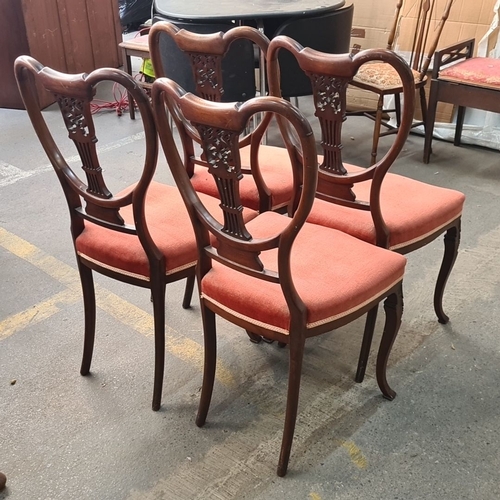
[152, 78, 318, 307]
[14, 56, 160, 258]
[267, 37, 415, 246]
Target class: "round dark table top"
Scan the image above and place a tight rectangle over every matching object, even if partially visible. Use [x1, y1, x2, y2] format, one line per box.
[153, 0, 346, 21]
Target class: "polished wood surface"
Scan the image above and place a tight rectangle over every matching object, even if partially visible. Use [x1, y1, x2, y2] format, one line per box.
[1, 0, 122, 109]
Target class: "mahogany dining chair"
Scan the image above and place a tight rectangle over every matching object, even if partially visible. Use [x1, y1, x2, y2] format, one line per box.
[152, 77, 407, 476]
[267, 37, 465, 383]
[149, 22, 299, 214]
[14, 56, 244, 411]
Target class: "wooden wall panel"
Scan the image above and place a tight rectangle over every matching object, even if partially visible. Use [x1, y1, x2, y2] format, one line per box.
[0, 0, 30, 108]
[1, 0, 123, 109]
[86, 0, 122, 69]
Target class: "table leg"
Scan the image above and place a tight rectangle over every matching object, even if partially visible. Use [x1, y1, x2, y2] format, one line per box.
[122, 49, 136, 120]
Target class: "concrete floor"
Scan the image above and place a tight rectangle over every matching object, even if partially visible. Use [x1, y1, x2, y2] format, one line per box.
[1, 80, 499, 500]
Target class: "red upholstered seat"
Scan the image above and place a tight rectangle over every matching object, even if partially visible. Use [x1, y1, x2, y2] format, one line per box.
[439, 57, 500, 90]
[307, 163, 465, 251]
[76, 182, 257, 280]
[190, 144, 294, 211]
[201, 211, 406, 334]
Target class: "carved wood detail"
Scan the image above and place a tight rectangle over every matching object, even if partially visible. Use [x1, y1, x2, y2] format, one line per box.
[195, 123, 251, 240]
[308, 73, 355, 201]
[55, 94, 112, 199]
[188, 53, 223, 102]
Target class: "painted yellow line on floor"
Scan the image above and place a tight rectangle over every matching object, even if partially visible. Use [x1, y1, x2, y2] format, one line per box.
[310, 493, 323, 500]
[340, 440, 368, 469]
[0, 289, 79, 341]
[0, 227, 234, 386]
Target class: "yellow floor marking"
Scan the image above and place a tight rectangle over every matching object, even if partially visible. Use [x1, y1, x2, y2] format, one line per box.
[0, 227, 234, 386]
[340, 440, 368, 469]
[310, 493, 322, 500]
[0, 289, 79, 341]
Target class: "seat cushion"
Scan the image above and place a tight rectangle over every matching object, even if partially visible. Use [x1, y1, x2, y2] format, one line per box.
[201, 211, 406, 334]
[439, 57, 500, 90]
[75, 181, 257, 281]
[352, 63, 423, 92]
[307, 163, 465, 250]
[190, 144, 294, 211]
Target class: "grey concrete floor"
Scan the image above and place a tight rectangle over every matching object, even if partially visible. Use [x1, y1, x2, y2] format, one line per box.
[1, 81, 499, 500]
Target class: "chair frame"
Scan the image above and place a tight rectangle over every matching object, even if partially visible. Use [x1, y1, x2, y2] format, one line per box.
[149, 23, 292, 214]
[268, 35, 461, 382]
[349, 0, 454, 165]
[423, 38, 500, 163]
[15, 56, 195, 411]
[153, 77, 404, 476]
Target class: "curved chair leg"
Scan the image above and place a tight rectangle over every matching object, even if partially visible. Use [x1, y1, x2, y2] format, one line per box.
[78, 263, 96, 376]
[182, 274, 196, 309]
[0, 471, 6, 491]
[355, 305, 379, 383]
[246, 330, 262, 343]
[434, 221, 461, 324]
[151, 278, 166, 411]
[376, 284, 403, 401]
[277, 334, 306, 477]
[370, 95, 384, 166]
[196, 304, 217, 427]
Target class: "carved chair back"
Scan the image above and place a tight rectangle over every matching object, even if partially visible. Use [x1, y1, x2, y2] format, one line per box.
[152, 78, 318, 311]
[149, 23, 274, 180]
[14, 56, 160, 258]
[149, 21, 264, 103]
[267, 37, 416, 247]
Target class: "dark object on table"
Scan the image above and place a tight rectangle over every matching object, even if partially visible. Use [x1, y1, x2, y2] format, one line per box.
[424, 38, 500, 163]
[119, 0, 152, 31]
[0, 472, 6, 490]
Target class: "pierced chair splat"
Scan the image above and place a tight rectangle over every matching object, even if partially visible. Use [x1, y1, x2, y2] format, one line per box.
[14, 56, 231, 411]
[153, 77, 407, 476]
[267, 36, 465, 383]
[149, 22, 299, 214]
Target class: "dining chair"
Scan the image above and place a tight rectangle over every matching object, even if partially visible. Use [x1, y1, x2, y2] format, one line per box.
[349, 0, 454, 165]
[149, 22, 298, 214]
[271, 4, 354, 100]
[14, 56, 235, 411]
[423, 38, 500, 163]
[152, 77, 407, 476]
[267, 36, 465, 383]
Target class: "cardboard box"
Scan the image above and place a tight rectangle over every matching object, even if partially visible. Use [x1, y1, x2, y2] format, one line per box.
[347, 0, 499, 122]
